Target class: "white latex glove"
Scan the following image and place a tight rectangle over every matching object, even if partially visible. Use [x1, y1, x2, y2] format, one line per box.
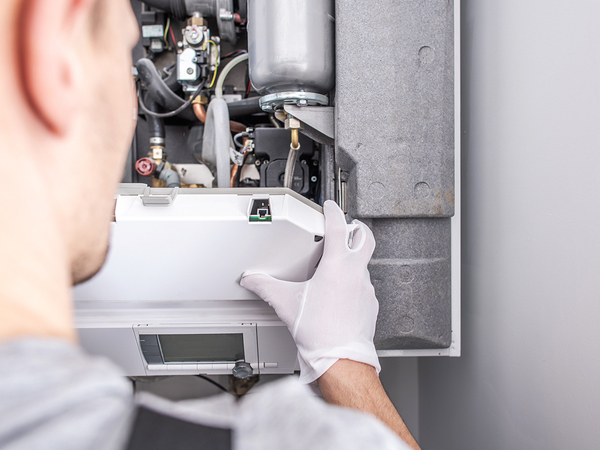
[240, 200, 381, 384]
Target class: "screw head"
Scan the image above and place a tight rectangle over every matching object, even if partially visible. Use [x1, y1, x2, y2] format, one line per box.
[298, 99, 308, 106]
[255, 160, 261, 166]
[311, 176, 318, 182]
[301, 160, 307, 165]
[186, 67, 194, 74]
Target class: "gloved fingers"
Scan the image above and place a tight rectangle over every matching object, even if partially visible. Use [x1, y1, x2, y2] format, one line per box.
[323, 200, 351, 255]
[240, 272, 284, 302]
[349, 220, 376, 259]
[240, 272, 306, 327]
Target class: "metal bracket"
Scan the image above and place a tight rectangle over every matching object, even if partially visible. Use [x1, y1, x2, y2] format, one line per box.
[283, 105, 334, 146]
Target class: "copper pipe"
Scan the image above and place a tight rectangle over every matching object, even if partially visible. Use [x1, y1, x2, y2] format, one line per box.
[230, 164, 239, 187]
[230, 121, 247, 133]
[193, 102, 246, 134]
[192, 103, 206, 123]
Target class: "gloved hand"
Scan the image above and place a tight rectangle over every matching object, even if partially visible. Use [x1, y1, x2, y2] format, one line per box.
[240, 200, 381, 384]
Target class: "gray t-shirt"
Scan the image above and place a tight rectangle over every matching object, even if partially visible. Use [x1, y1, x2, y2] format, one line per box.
[0, 340, 409, 450]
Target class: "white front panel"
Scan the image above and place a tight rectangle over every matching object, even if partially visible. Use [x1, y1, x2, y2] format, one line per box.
[73, 191, 324, 302]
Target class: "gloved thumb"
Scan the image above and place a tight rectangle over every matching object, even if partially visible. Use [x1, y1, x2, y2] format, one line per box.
[240, 272, 306, 330]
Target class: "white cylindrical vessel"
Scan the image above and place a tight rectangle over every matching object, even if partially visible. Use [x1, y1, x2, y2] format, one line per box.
[248, 0, 335, 95]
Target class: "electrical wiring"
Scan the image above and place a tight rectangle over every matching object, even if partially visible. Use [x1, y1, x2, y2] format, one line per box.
[203, 40, 219, 88]
[196, 375, 232, 394]
[222, 50, 247, 59]
[234, 132, 249, 148]
[169, 26, 177, 48]
[137, 80, 205, 118]
[162, 63, 176, 76]
[241, 141, 252, 154]
[164, 17, 170, 46]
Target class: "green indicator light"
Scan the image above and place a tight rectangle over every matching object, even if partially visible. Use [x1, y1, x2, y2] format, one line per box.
[249, 215, 272, 222]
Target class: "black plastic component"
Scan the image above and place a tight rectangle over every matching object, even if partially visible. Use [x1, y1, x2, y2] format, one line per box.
[227, 97, 263, 119]
[141, 0, 187, 21]
[253, 128, 318, 197]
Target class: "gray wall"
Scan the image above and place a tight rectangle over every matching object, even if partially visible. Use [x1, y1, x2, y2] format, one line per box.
[418, 1, 600, 449]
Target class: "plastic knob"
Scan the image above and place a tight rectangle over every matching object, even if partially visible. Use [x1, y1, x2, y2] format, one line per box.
[232, 361, 254, 379]
[135, 157, 156, 176]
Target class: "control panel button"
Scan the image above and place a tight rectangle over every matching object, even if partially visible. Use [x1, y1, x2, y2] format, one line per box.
[147, 365, 164, 371]
[167, 364, 184, 371]
[264, 363, 278, 368]
[196, 364, 213, 372]
[143, 354, 163, 364]
[139, 335, 159, 346]
[212, 363, 228, 370]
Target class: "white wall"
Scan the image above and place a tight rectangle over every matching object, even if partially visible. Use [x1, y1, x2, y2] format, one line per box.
[418, 1, 600, 449]
[380, 358, 420, 440]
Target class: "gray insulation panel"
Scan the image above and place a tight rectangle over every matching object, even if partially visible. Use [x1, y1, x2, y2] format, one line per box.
[336, 0, 454, 218]
[335, 1, 454, 349]
[367, 218, 451, 350]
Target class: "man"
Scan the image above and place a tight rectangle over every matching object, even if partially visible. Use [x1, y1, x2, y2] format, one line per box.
[0, 0, 420, 449]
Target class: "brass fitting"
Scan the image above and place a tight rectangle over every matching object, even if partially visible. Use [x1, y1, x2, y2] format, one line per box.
[284, 115, 302, 150]
[284, 116, 302, 130]
[192, 95, 209, 105]
[188, 16, 207, 27]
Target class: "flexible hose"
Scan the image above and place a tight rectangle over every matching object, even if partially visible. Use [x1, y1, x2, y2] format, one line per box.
[215, 53, 249, 99]
[145, 96, 165, 138]
[136, 58, 197, 121]
[202, 98, 232, 188]
[227, 97, 262, 118]
[158, 168, 181, 188]
[193, 102, 247, 132]
[283, 143, 300, 189]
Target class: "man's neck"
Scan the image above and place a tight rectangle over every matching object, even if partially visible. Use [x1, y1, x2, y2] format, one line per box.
[0, 148, 75, 343]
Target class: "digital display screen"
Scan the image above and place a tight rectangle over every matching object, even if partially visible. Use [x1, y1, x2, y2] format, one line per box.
[158, 334, 244, 363]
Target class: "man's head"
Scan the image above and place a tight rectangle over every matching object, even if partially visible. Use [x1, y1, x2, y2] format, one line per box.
[1, 0, 139, 284]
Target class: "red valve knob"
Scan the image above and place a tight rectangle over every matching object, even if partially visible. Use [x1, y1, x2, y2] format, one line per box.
[135, 157, 156, 176]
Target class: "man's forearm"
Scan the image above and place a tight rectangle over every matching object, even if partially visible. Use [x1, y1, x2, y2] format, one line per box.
[317, 359, 421, 450]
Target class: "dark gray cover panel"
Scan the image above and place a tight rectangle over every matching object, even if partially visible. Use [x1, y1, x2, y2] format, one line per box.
[336, 1, 454, 349]
[336, 0, 454, 218]
[367, 218, 451, 349]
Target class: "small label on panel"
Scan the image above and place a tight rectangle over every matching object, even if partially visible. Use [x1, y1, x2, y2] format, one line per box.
[142, 25, 164, 38]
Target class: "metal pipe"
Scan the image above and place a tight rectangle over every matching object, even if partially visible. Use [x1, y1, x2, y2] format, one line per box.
[291, 128, 299, 150]
[283, 143, 300, 189]
[193, 102, 207, 122]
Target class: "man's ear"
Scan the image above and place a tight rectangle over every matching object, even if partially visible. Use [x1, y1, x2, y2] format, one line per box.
[19, 0, 95, 135]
